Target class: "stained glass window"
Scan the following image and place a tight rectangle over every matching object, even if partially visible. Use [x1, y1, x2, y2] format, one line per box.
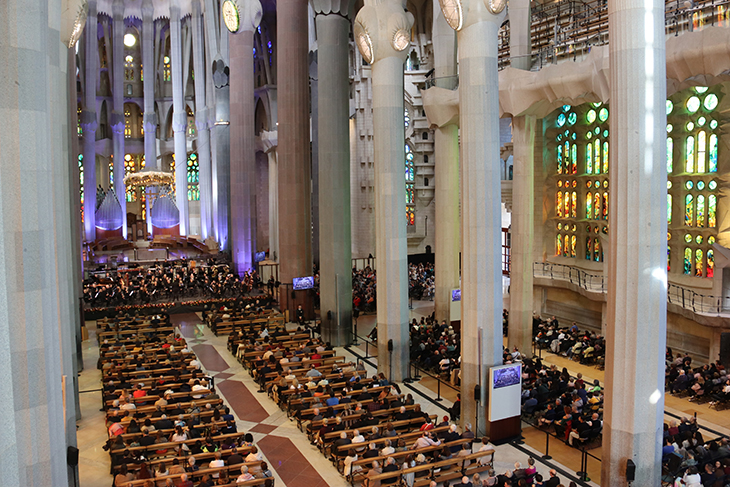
[571, 191, 577, 218]
[602, 141, 609, 174]
[556, 234, 563, 256]
[586, 143, 592, 174]
[124, 154, 137, 202]
[594, 193, 601, 220]
[187, 153, 200, 201]
[667, 137, 673, 174]
[594, 140, 601, 174]
[564, 235, 570, 257]
[684, 248, 692, 274]
[686, 136, 695, 173]
[594, 238, 600, 262]
[571, 235, 577, 257]
[695, 249, 704, 277]
[708, 249, 715, 277]
[685, 194, 693, 226]
[696, 194, 705, 227]
[406, 144, 414, 225]
[667, 194, 672, 225]
[602, 192, 609, 220]
[697, 131, 706, 173]
[708, 194, 716, 228]
[709, 134, 718, 172]
[586, 192, 592, 219]
[163, 55, 171, 82]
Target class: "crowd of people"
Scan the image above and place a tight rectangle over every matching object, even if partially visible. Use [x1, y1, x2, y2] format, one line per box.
[663, 418, 730, 486]
[532, 316, 606, 366]
[351, 262, 436, 314]
[84, 261, 261, 308]
[666, 349, 730, 409]
[408, 263, 435, 301]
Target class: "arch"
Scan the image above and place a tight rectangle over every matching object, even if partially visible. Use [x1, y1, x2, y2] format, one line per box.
[254, 97, 269, 136]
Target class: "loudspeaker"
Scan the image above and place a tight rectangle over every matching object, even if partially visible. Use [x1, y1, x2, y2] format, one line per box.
[327, 310, 332, 320]
[626, 459, 636, 481]
[67, 446, 79, 467]
[720, 333, 730, 368]
[353, 308, 360, 319]
[291, 291, 296, 300]
[387, 339, 393, 352]
[474, 384, 481, 402]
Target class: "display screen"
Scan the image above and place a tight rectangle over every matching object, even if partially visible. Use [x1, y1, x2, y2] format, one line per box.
[254, 251, 266, 263]
[492, 364, 521, 389]
[293, 276, 314, 290]
[451, 289, 461, 302]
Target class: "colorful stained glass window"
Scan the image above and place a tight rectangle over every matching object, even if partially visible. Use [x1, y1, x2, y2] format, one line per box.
[594, 239, 600, 261]
[594, 140, 601, 174]
[571, 192, 577, 218]
[708, 249, 715, 277]
[709, 134, 718, 173]
[696, 194, 705, 227]
[571, 235, 577, 257]
[557, 192, 563, 218]
[564, 235, 570, 257]
[704, 94, 719, 111]
[667, 137, 673, 174]
[686, 96, 700, 113]
[667, 100, 673, 115]
[667, 194, 672, 225]
[571, 144, 577, 174]
[586, 192, 592, 219]
[686, 136, 695, 173]
[602, 192, 609, 220]
[568, 112, 577, 126]
[557, 113, 566, 128]
[709, 194, 716, 227]
[187, 153, 200, 201]
[557, 234, 562, 255]
[406, 209, 414, 225]
[564, 191, 570, 217]
[594, 192, 601, 220]
[586, 110, 596, 124]
[557, 144, 563, 174]
[684, 248, 692, 274]
[586, 238, 592, 260]
[602, 141, 609, 174]
[564, 141, 570, 173]
[695, 249, 704, 276]
[598, 108, 608, 122]
[685, 194, 693, 226]
[697, 131, 706, 173]
[124, 154, 137, 202]
[586, 143, 592, 174]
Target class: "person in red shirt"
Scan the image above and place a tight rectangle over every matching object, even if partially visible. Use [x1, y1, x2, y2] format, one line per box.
[132, 384, 147, 405]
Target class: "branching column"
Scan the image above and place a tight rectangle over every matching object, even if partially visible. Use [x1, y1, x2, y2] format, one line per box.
[438, 0, 504, 433]
[192, 1, 213, 240]
[110, 0, 126, 237]
[81, 0, 98, 241]
[354, 0, 414, 381]
[602, 0, 667, 484]
[142, 0, 156, 236]
[170, 4, 189, 235]
[508, 115, 536, 357]
[230, 0, 262, 275]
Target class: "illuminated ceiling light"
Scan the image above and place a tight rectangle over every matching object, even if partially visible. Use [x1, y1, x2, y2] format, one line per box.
[123, 33, 137, 47]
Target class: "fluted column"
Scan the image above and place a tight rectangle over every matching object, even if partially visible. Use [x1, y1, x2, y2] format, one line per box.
[313, 0, 355, 346]
[509, 0, 531, 70]
[602, 0, 667, 484]
[508, 115, 535, 357]
[170, 4, 189, 235]
[354, 1, 414, 381]
[438, 0, 505, 434]
[261, 130, 279, 260]
[142, 0, 157, 236]
[81, 0, 98, 241]
[192, 1, 213, 240]
[111, 0, 126, 238]
[430, 2, 459, 326]
[1, 0, 79, 484]
[230, 0, 262, 275]
[277, 0, 312, 314]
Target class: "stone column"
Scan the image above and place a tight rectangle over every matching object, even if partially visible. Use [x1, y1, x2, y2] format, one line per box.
[438, 0, 505, 433]
[261, 130, 279, 260]
[277, 0, 312, 313]
[81, 0, 98, 241]
[430, 2, 459, 326]
[170, 4, 189, 235]
[602, 0, 667, 484]
[191, 1, 213, 240]
[314, 0, 355, 347]
[508, 115, 536, 358]
[354, 1, 414, 381]
[111, 0, 127, 238]
[1, 0, 78, 484]
[142, 0, 157, 236]
[230, 0, 262, 275]
[509, 0, 531, 70]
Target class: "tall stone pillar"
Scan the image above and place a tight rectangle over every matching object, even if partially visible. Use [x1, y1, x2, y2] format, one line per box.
[314, 0, 355, 347]
[170, 5, 189, 235]
[602, 0, 667, 484]
[142, 0, 157, 236]
[1, 0, 78, 484]
[438, 0, 505, 434]
[111, 0, 127, 238]
[277, 0, 312, 314]
[230, 0, 263, 275]
[81, 0, 98, 241]
[509, 0, 531, 70]
[430, 2, 459, 326]
[192, 2, 213, 240]
[508, 115, 535, 357]
[354, 1, 414, 381]
[261, 131, 279, 260]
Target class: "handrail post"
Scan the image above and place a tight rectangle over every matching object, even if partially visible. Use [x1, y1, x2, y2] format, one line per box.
[435, 378, 443, 402]
[542, 429, 552, 460]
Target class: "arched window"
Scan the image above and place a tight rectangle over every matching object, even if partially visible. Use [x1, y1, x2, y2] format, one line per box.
[187, 153, 200, 201]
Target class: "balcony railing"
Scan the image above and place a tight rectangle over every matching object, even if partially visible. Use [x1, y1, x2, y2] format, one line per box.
[533, 261, 727, 316]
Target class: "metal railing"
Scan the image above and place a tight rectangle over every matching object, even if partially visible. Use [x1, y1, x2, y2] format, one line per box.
[424, 75, 459, 90]
[534, 261, 729, 316]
